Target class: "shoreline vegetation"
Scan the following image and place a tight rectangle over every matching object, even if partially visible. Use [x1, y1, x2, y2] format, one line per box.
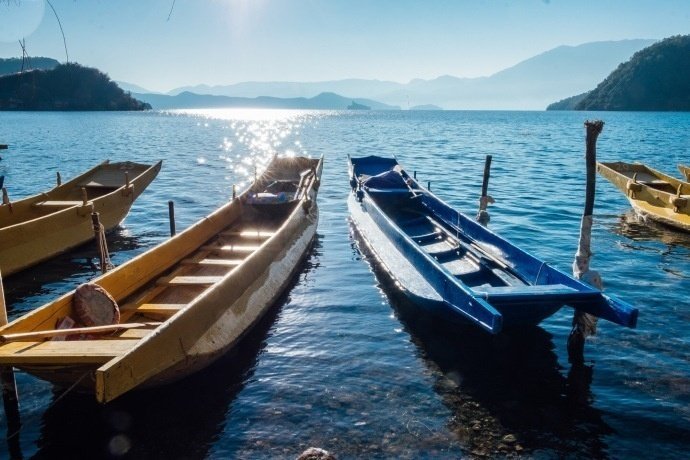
[0, 63, 150, 111]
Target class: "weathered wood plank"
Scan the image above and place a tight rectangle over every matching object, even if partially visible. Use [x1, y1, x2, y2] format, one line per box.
[201, 244, 260, 253]
[0, 340, 135, 365]
[156, 276, 223, 286]
[182, 258, 243, 266]
[137, 303, 185, 315]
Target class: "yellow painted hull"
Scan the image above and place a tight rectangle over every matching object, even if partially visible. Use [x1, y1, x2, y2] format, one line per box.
[597, 161, 690, 232]
[0, 155, 322, 403]
[0, 160, 162, 276]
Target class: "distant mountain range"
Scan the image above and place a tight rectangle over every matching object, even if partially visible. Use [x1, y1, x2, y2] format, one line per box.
[0, 57, 59, 76]
[1, 39, 660, 111]
[133, 91, 399, 110]
[161, 39, 655, 110]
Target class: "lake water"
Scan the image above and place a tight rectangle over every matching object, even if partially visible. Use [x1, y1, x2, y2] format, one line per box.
[0, 109, 689, 459]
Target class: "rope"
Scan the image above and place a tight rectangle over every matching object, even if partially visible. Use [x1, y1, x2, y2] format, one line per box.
[96, 223, 114, 271]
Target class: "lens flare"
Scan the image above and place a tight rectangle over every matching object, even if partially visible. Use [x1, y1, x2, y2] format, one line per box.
[0, 0, 45, 43]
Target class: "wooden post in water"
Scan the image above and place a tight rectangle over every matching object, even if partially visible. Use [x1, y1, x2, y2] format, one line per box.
[568, 120, 604, 363]
[91, 212, 108, 274]
[56, 171, 61, 186]
[476, 155, 494, 226]
[0, 269, 21, 441]
[168, 200, 176, 237]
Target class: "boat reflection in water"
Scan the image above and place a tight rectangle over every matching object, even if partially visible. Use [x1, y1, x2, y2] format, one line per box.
[350, 224, 612, 458]
[612, 210, 690, 248]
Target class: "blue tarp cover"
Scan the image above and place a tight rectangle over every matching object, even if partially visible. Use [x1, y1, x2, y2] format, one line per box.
[363, 170, 407, 190]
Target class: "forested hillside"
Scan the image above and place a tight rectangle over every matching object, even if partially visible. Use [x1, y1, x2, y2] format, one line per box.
[0, 63, 150, 110]
[573, 35, 690, 111]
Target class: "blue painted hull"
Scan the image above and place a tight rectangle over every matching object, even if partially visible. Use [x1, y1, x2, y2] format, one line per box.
[348, 155, 638, 334]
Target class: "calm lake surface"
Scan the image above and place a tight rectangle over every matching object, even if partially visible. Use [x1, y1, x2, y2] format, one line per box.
[0, 110, 689, 459]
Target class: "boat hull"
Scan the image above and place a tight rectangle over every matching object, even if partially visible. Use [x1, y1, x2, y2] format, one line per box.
[0, 161, 162, 276]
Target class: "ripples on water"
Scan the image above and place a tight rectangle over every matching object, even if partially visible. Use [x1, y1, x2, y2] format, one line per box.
[0, 110, 689, 458]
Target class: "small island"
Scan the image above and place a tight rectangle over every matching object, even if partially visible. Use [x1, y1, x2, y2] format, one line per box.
[0, 62, 150, 111]
[409, 104, 442, 111]
[347, 100, 371, 110]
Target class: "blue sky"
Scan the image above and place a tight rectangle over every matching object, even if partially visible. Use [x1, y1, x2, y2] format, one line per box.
[0, 0, 688, 92]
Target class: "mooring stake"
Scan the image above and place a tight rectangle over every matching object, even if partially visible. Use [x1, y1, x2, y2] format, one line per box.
[568, 120, 604, 364]
[168, 200, 176, 237]
[476, 155, 494, 226]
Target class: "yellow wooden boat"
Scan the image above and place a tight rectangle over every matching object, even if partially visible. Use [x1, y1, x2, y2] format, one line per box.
[678, 164, 690, 182]
[597, 161, 690, 232]
[0, 155, 322, 403]
[0, 160, 162, 276]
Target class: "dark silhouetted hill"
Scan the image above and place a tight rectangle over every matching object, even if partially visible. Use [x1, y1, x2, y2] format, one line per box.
[0, 63, 150, 110]
[546, 92, 590, 110]
[135, 91, 399, 110]
[563, 35, 690, 111]
[0, 57, 59, 76]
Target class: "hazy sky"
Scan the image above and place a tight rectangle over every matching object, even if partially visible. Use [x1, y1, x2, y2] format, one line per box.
[0, 0, 688, 92]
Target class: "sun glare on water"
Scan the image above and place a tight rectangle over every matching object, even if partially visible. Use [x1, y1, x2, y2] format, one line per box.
[167, 108, 324, 186]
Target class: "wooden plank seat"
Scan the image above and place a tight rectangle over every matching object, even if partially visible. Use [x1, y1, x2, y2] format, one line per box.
[201, 244, 261, 253]
[157, 275, 224, 286]
[182, 258, 243, 266]
[429, 247, 460, 263]
[472, 283, 600, 302]
[0, 339, 136, 365]
[136, 303, 185, 315]
[220, 230, 275, 239]
[411, 230, 443, 244]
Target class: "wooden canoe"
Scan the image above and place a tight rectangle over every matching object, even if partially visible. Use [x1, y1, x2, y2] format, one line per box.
[678, 164, 690, 182]
[0, 155, 322, 402]
[349, 155, 638, 334]
[0, 160, 162, 276]
[598, 161, 690, 232]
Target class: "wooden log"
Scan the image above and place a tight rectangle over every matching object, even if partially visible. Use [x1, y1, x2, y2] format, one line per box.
[0, 322, 161, 343]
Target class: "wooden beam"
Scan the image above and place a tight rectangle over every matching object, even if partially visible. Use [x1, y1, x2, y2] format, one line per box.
[0, 322, 161, 343]
[0, 340, 136, 365]
[136, 304, 185, 315]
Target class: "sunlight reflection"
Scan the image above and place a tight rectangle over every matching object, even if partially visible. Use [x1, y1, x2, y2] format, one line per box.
[165, 108, 327, 190]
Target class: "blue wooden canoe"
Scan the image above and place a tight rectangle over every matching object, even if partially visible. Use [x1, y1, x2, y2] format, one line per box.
[347, 155, 638, 334]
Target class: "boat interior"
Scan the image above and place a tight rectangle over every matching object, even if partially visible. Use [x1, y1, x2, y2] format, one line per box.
[374, 194, 528, 291]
